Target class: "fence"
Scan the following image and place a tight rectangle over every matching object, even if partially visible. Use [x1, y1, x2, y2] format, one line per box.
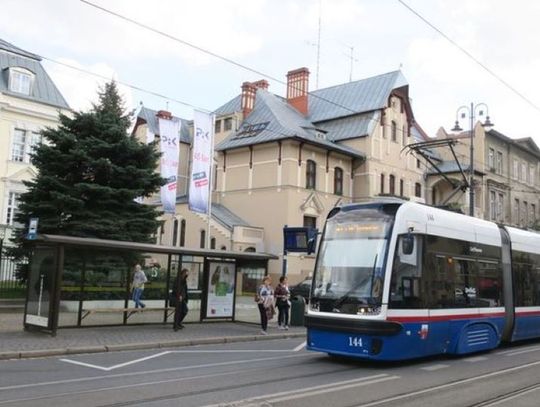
[0, 256, 27, 298]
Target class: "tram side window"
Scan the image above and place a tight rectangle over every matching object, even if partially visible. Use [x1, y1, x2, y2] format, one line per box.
[389, 234, 427, 309]
[513, 251, 540, 306]
[476, 260, 503, 307]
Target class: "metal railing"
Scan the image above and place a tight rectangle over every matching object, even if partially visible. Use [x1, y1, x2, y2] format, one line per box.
[0, 256, 27, 298]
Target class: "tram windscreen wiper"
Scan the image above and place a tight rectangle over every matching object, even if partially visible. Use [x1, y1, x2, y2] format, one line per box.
[331, 254, 377, 311]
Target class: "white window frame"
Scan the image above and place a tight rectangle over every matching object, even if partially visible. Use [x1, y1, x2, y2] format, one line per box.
[8, 67, 34, 95]
[489, 191, 496, 221]
[11, 128, 42, 163]
[496, 151, 503, 175]
[488, 148, 494, 169]
[513, 159, 519, 180]
[497, 193, 504, 222]
[5, 191, 22, 226]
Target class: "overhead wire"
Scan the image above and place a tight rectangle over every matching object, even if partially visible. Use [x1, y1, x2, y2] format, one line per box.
[397, 0, 540, 113]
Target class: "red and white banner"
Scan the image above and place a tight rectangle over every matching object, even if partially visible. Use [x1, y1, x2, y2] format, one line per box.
[159, 117, 180, 213]
[189, 110, 214, 214]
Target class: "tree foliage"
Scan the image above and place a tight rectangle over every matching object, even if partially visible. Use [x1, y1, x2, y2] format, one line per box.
[11, 82, 164, 267]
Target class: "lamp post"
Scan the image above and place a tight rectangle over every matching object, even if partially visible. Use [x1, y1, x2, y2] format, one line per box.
[0, 226, 5, 279]
[451, 103, 494, 217]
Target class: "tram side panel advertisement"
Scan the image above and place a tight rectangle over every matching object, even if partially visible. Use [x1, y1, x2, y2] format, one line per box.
[206, 262, 236, 318]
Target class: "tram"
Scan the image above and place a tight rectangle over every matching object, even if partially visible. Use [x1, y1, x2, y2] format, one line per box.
[305, 199, 540, 360]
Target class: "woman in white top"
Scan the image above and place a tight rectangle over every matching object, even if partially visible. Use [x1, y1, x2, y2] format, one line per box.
[132, 264, 148, 308]
[256, 276, 274, 335]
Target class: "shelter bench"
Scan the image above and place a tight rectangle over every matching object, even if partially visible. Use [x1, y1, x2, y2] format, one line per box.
[81, 307, 175, 320]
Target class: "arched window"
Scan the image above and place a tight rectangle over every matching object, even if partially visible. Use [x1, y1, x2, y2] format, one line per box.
[400, 179, 404, 197]
[306, 160, 316, 189]
[200, 229, 206, 249]
[334, 167, 343, 196]
[244, 247, 256, 252]
[391, 121, 397, 142]
[220, 245, 227, 250]
[210, 237, 216, 249]
[415, 182, 422, 198]
[180, 219, 186, 247]
[389, 174, 395, 195]
[380, 173, 385, 194]
[172, 219, 179, 246]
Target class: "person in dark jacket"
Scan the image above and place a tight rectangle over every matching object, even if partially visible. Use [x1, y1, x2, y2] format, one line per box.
[172, 268, 189, 331]
[275, 276, 290, 330]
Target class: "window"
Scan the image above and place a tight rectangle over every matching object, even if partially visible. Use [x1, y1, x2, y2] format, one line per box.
[522, 162, 527, 182]
[303, 216, 317, 229]
[497, 193, 504, 222]
[513, 159, 519, 180]
[306, 160, 316, 189]
[523, 201, 528, 225]
[402, 125, 407, 146]
[532, 204, 536, 223]
[172, 219, 179, 246]
[380, 173, 385, 194]
[514, 199, 520, 224]
[415, 183, 422, 198]
[9, 68, 33, 95]
[334, 167, 343, 196]
[417, 158, 421, 169]
[180, 219, 186, 247]
[5, 192, 20, 225]
[496, 151, 503, 174]
[400, 179, 404, 197]
[200, 230, 206, 249]
[220, 245, 227, 250]
[389, 174, 395, 195]
[490, 191, 496, 221]
[11, 129, 42, 163]
[210, 237, 216, 249]
[530, 166, 535, 186]
[224, 117, 233, 131]
[488, 148, 494, 170]
[391, 121, 397, 142]
[214, 120, 221, 133]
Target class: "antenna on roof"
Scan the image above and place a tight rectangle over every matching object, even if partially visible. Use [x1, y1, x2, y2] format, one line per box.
[316, 0, 322, 89]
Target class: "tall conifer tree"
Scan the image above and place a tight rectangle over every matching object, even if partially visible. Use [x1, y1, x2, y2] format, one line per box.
[12, 82, 164, 253]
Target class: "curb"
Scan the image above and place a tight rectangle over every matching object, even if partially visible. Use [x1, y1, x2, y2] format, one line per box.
[0, 332, 306, 360]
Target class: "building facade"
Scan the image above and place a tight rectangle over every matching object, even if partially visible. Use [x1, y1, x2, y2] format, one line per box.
[0, 39, 69, 245]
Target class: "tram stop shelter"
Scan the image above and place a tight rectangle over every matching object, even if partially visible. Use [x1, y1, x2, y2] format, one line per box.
[23, 235, 277, 335]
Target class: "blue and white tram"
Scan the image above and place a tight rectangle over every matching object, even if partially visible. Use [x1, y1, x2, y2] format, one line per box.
[305, 199, 540, 361]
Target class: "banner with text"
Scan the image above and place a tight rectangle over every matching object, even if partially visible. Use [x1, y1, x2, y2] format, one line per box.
[189, 110, 214, 214]
[159, 118, 180, 214]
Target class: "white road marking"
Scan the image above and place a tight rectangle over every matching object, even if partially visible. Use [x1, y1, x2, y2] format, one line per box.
[462, 356, 488, 362]
[0, 353, 310, 391]
[502, 347, 540, 357]
[59, 340, 306, 371]
[293, 341, 306, 352]
[495, 345, 540, 355]
[202, 374, 399, 407]
[354, 359, 540, 407]
[421, 364, 449, 371]
[0, 364, 270, 405]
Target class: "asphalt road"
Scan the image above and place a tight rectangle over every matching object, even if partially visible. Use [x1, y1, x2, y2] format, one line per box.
[2, 338, 540, 407]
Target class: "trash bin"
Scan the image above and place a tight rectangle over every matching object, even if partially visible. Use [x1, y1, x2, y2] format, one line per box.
[290, 295, 306, 326]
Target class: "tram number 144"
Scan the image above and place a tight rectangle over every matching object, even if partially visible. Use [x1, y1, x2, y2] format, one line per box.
[348, 337, 363, 347]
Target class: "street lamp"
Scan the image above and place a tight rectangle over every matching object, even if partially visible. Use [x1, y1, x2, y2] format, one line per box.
[451, 103, 494, 217]
[0, 226, 6, 279]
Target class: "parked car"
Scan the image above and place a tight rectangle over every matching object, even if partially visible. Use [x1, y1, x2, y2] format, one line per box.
[289, 277, 312, 303]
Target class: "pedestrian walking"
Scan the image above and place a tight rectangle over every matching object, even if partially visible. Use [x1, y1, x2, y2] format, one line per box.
[256, 276, 274, 335]
[131, 264, 147, 308]
[172, 268, 189, 331]
[275, 276, 290, 330]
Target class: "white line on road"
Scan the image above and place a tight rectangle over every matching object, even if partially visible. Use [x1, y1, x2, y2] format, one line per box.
[0, 353, 310, 392]
[420, 364, 449, 371]
[202, 374, 399, 407]
[59, 340, 307, 371]
[353, 359, 540, 407]
[495, 345, 540, 355]
[462, 356, 488, 363]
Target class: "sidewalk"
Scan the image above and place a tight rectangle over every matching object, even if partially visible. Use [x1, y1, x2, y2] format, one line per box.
[0, 312, 306, 360]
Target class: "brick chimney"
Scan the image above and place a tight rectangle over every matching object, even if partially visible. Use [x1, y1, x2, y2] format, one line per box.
[241, 82, 257, 117]
[286, 67, 310, 116]
[156, 110, 172, 120]
[252, 79, 269, 90]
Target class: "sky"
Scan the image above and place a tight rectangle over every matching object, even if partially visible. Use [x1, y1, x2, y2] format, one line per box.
[2, 0, 540, 144]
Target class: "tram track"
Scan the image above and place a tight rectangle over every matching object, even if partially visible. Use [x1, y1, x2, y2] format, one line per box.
[468, 382, 540, 406]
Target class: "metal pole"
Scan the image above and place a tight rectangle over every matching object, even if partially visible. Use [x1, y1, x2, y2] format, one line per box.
[469, 102, 474, 217]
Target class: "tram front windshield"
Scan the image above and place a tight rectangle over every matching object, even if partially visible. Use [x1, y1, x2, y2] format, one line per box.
[312, 209, 393, 314]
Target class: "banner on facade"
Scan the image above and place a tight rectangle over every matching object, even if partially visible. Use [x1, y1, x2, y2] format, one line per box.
[189, 110, 214, 214]
[158, 117, 180, 214]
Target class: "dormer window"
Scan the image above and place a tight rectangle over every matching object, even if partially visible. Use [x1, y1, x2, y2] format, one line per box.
[9, 67, 34, 95]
